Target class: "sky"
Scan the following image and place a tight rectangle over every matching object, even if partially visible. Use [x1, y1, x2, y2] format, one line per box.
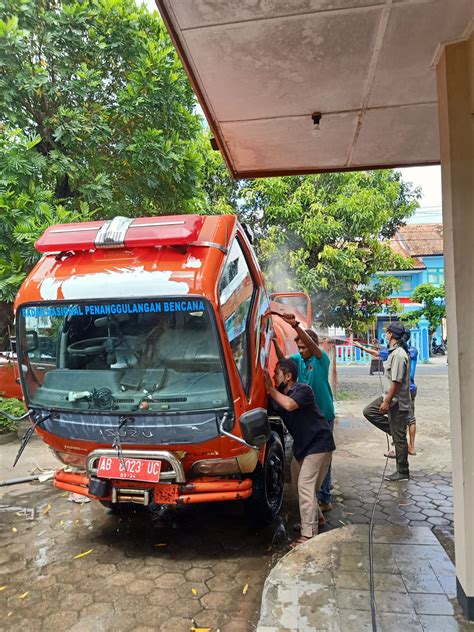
[397, 166, 442, 224]
[397, 166, 442, 209]
[142, 0, 158, 12]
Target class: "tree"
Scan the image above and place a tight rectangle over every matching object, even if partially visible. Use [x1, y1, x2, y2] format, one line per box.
[240, 171, 420, 330]
[0, 128, 98, 344]
[0, 0, 210, 339]
[196, 132, 242, 215]
[0, 0, 204, 217]
[402, 283, 446, 341]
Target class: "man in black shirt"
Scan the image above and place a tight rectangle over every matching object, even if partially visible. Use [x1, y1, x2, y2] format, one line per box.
[265, 358, 336, 547]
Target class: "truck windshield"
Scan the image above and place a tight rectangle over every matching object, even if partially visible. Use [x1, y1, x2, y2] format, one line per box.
[18, 298, 229, 414]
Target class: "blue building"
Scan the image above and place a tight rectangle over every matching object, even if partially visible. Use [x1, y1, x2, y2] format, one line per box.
[375, 223, 444, 344]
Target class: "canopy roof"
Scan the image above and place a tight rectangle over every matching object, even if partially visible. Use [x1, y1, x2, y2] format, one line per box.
[157, 0, 472, 179]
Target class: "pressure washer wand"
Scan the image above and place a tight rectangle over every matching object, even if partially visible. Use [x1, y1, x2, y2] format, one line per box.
[0, 470, 55, 487]
[0, 408, 41, 468]
[0, 474, 40, 487]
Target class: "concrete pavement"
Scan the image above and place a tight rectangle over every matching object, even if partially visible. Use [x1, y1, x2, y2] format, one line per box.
[257, 525, 473, 631]
[256, 358, 467, 631]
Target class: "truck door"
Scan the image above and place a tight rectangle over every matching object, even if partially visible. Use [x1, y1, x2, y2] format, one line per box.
[269, 292, 312, 326]
[218, 236, 258, 402]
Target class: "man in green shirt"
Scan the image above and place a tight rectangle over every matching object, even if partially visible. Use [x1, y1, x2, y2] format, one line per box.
[273, 313, 335, 511]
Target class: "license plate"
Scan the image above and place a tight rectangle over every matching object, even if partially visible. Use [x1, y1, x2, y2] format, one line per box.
[97, 456, 161, 483]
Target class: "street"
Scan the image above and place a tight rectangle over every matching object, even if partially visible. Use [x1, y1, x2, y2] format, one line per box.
[337, 355, 448, 377]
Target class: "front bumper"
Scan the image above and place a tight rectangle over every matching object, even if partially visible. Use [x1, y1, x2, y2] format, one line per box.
[54, 449, 253, 505]
[54, 470, 252, 505]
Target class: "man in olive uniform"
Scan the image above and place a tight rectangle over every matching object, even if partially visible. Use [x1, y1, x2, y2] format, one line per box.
[363, 322, 411, 481]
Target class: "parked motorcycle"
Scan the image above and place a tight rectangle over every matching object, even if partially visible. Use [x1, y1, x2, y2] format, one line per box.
[431, 337, 446, 355]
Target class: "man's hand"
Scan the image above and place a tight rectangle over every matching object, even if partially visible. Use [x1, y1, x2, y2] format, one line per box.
[281, 312, 298, 327]
[271, 334, 285, 360]
[263, 368, 273, 393]
[379, 399, 390, 414]
[353, 341, 361, 349]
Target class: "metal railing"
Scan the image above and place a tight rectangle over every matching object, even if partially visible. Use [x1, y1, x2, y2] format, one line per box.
[335, 327, 426, 365]
[335, 345, 372, 365]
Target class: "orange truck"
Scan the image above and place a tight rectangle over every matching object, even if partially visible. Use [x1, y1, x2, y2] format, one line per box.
[8, 214, 311, 521]
[0, 349, 22, 400]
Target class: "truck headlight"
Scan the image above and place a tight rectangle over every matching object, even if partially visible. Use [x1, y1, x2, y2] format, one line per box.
[51, 450, 86, 468]
[190, 458, 240, 476]
[190, 449, 259, 476]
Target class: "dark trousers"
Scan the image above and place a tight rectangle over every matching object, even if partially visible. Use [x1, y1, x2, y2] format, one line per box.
[363, 396, 409, 476]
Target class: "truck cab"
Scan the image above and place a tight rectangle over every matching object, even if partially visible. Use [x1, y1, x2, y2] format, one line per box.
[13, 214, 310, 522]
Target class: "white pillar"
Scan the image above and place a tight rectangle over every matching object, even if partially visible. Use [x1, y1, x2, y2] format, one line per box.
[436, 31, 474, 620]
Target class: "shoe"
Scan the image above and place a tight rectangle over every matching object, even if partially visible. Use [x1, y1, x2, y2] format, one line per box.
[385, 471, 409, 481]
[319, 502, 332, 512]
[289, 535, 312, 549]
[384, 450, 396, 459]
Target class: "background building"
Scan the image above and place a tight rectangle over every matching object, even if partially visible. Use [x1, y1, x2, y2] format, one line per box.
[375, 221, 444, 342]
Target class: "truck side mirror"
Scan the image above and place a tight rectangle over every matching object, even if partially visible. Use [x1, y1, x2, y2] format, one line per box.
[240, 408, 271, 448]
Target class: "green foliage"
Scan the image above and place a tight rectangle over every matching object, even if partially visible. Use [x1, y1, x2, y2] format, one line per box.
[0, 0, 211, 330]
[0, 0, 422, 340]
[0, 0, 203, 217]
[0, 128, 97, 304]
[402, 283, 445, 335]
[385, 298, 404, 316]
[240, 171, 420, 329]
[196, 133, 241, 215]
[0, 396, 25, 432]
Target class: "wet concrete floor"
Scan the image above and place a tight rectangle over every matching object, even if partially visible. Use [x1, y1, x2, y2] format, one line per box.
[0, 432, 455, 631]
[0, 364, 456, 630]
[0, 475, 293, 631]
[258, 525, 473, 632]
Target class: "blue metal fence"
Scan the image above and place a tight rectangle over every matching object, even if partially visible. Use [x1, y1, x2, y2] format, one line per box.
[334, 318, 430, 365]
[334, 343, 405, 365]
[335, 345, 371, 365]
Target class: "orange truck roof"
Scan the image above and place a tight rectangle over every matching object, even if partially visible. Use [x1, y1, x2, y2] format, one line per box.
[16, 215, 238, 309]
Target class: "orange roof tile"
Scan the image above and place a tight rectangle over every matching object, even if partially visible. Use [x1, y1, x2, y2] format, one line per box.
[388, 223, 443, 269]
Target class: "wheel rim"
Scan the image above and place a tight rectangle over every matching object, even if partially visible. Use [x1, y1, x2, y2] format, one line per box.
[265, 450, 284, 511]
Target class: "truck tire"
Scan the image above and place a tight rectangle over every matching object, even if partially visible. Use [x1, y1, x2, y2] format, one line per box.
[245, 431, 284, 524]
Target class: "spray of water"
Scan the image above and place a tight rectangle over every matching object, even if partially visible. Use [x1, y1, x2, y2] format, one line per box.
[262, 247, 299, 293]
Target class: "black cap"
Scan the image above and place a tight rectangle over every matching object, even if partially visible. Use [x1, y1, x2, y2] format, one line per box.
[386, 322, 407, 339]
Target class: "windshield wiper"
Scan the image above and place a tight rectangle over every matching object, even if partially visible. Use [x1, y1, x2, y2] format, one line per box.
[9, 410, 53, 467]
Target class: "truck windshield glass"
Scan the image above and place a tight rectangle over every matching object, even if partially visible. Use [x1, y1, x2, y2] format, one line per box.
[18, 298, 229, 414]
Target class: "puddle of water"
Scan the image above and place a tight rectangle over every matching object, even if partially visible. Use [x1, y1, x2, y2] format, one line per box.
[35, 543, 49, 569]
[0, 505, 35, 520]
[337, 419, 354, 429]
